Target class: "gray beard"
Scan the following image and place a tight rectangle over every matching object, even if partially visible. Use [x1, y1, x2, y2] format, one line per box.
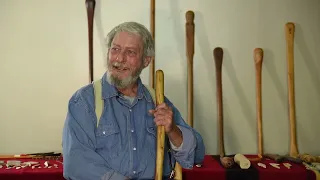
[106, 63, 143, 89]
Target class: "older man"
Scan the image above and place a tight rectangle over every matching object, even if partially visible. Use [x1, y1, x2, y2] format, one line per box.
[62, 21, 205, 180]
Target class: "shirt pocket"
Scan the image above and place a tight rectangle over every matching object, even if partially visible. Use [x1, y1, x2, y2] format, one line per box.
[95, 124, 120, 159]
[145, 114, 157, 158]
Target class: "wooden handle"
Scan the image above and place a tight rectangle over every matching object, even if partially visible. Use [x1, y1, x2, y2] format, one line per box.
[213, 47, 224, 157]
[285, 22, 299, 158]
[85, 0, 95, 83]
[186, 10, 194, 127]
[254, 48, 263, 158]
[155, 70, 165, 179]
[155, 70, 165, 180]
[149, 0, 155, 89]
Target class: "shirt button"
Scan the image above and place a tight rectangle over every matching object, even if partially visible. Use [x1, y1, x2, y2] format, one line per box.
[129, 109, 132, 112]
[131, 130, 134, 132]
[133, 171, 136, 174]
[133, 147, 136, 150]
[103, 131, 106, 134]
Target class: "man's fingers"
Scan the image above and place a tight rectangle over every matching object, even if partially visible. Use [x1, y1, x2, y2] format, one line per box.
[154, 119, 163, 126]
[156, 103, 166, 109]
[149, 109, 171, 117]
[154, 110, 168, 116]
[155, 103, 170, 110]
[154, 117, 167, 125]
[149, 109, 155, 114]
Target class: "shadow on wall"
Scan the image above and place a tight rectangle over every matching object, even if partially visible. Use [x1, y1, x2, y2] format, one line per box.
[263, 48, 286, 108]
[295, 23, 320, 100]
[193, 10, 219, 154]
[223, 49, 256, 154]
[223, 49, 255, 135]
[294, 23, 320, 154]
[194, 11, 216, 100]
[164, 76, 189, 121]
[92, 0, 107, 63]
[262, 47, 288, 154]
[169, 0, 186, 70]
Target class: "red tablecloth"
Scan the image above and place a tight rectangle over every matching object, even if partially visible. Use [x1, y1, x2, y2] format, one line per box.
[0, 158, 64, 180]
[0, 155, 317, 180]
[183, 155, 317, 180]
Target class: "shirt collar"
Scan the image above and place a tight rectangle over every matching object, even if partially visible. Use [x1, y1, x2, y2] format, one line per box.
[101, 72, 153, 103]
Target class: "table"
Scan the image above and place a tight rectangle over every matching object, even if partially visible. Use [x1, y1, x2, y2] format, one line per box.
[0, 155, 318, 180]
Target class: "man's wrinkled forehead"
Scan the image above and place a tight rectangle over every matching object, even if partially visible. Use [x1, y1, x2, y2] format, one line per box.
[112, 31, 143, 50]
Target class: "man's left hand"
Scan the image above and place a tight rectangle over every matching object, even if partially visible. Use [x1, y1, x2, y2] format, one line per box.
[149, 103, 176, 133]
[149, 103, 183, 147]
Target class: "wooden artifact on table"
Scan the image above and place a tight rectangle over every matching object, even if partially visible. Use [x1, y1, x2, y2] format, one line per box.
[0, 152, 62, 160]
[234, 154, 251, 169]
[263, 153, 302, 164]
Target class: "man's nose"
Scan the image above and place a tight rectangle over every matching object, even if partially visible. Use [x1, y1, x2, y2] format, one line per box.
[115, 51, 126, 62]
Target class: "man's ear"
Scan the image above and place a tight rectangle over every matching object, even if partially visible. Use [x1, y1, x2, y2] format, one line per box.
[143, 56, 152, 68]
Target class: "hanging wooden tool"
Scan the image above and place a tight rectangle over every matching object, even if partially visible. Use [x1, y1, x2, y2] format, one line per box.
[149, 0, 155, 88]
[285, 22, 299, 158]
[186, 10, 194, 128]
[254, 48, 264, 159]
[85, 0, 96, 82]
[213, 47, 234, 168]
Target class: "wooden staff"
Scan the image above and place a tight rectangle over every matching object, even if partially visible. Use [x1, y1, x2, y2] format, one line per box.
[154, 70, 182, 179]
[186, 10, 194, 128]
[85, 0, 96, 83]
[254, 48, 264, 158]
[155, 70, 165, 180]
[285, 22, 299, 158]
[214, 47, 234, 168]
[149, 0, 155, 88]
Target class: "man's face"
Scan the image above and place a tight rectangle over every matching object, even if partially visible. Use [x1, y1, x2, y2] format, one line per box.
[106, 31, 148, 88]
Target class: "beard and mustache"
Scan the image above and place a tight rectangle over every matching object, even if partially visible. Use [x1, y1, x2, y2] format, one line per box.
[105, 57, 144, 89]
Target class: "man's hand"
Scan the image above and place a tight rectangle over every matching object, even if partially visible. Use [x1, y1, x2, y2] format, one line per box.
[149, 103, 175, 133]
[149, 103, 183, 147]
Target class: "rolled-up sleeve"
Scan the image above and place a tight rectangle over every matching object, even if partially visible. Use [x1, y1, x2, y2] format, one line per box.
[168, 125, 196, 169]
[163, 96, 205, 169]
[169, 125, 196, 152]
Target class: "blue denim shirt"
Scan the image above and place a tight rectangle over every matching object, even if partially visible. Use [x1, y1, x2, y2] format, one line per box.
[62, 73, 205, 180]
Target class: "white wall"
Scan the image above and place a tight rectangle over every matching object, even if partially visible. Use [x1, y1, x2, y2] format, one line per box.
[1, 0, 319, 156]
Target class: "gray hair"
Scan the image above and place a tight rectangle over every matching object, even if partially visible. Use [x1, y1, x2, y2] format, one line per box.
[105, 22, 155, 58]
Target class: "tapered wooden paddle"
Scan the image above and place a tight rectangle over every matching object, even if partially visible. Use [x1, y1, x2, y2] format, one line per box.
[186, 10, 194, 128]
[85, 0, 95, 82]
[254, 48, 264, 159]
[149, 0, 155, 88]
[214, 47, 234, 168]
[285, 22, 299, 158]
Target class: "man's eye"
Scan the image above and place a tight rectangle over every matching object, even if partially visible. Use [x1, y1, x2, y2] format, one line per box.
[128, 50, 136, 55]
